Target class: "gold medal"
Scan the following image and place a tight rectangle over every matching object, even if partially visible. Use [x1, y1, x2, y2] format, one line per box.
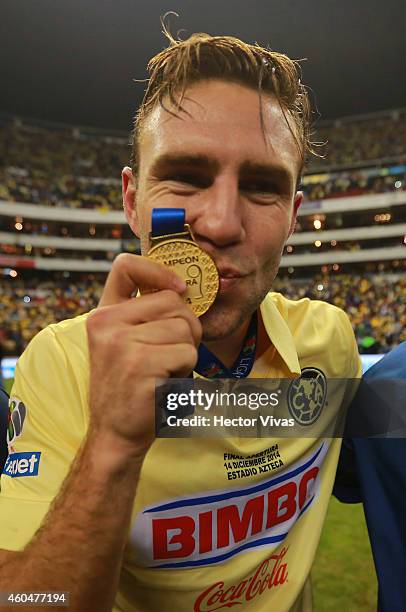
[147, 225, 219, 317]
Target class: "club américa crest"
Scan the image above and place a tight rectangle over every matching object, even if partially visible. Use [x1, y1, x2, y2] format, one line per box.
[287, 368, 327, 425]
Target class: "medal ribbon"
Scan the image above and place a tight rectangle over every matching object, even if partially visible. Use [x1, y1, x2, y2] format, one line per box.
[152, 208, 185, 237]
[195, 312, 257, 379]
[150, 208, 257, 380]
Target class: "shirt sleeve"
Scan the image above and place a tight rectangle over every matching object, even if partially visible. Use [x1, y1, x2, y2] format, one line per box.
[334, 308, 363, 423]
[338, 308, 363, 380]
[334, 343, 406, 503]
[331, 309, 363, 502]
[333, 438, 361, 503]
[0, 324, 89, 551]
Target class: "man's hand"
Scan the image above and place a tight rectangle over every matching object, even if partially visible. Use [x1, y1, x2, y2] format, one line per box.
[0, 253, 199, 609]
[86, 253, 202, 458]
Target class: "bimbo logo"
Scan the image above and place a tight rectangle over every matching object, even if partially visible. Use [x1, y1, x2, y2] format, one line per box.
[131, 443, 327, 568]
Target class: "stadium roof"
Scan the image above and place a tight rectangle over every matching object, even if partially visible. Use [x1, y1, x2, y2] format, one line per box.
[1, 0, 405, 132]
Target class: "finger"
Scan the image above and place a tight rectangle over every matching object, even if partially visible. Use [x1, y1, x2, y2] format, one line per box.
[132, 318, 196, 346]
[100, 253, 186, 307]
[93, 290, 202, 347]
[143, 343, 198, 378]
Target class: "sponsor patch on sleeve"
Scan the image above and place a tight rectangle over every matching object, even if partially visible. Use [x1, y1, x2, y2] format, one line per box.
[2, 452, 41, 478]
[7, 397, 27, 453]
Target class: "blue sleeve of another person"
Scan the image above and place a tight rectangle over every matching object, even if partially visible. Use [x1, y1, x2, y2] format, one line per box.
[333, 342, 406, 612]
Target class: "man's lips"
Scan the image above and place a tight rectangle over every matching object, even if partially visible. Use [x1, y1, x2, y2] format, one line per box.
[216, 266, 246, 279]
[216, 267, 248, 292]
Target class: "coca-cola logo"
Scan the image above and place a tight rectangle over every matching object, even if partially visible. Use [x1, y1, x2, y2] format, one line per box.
[194, 547, 289, 612]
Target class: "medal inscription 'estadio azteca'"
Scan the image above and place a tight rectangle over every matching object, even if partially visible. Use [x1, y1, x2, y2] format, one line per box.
[147, 239, 219, 317]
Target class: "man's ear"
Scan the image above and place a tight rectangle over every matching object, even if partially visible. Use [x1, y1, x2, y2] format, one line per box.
[122, 166, 139, 236]
[287, 191, 303, 238]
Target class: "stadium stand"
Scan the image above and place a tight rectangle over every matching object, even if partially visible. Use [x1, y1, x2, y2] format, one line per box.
[1, 110, 405, 363]
[0, 273, 404, 358]
[1, 111, 405, 211]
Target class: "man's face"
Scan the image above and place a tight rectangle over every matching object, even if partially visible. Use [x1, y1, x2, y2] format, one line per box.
[123, 80, 302, 341]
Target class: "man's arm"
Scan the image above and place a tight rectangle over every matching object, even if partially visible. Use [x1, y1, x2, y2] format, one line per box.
[0, 429, 143, 612]
[334, 344, 406, 612]
[0, 254, 201, 612]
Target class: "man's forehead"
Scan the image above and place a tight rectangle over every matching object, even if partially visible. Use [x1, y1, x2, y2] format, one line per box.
[143, 81, 286, 131]
[139, 80, 302, 174]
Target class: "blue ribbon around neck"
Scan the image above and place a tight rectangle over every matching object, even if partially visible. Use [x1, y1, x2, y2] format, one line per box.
[152, 208, 185, 237]
[195, 312, 258, 379]
[150, 208, 257, 380]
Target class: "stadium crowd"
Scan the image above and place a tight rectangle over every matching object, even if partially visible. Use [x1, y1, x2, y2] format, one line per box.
[1, 237, 405, 262]
[0, 118, 129, 178]
[1, 113, 405, 211]
[1, 165, 405, 211]
[1, 112, 405, 362]
[302, 166, 405, 201]
[0, 167, 123, 211]
[0, 273, 405, 358]
[0, 275, 103, 358]
[273, 274, 406, 354]
[314, 112, 406, 168]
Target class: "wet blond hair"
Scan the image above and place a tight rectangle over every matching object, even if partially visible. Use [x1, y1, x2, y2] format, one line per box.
[131, 27, 317, 178]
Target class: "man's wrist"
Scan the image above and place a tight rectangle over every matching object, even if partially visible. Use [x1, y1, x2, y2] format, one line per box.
[85, 425, 150, 475]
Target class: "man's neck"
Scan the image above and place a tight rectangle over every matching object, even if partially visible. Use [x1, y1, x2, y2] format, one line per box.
[203, 312, 271, 369]
[203, 318, 251, 369]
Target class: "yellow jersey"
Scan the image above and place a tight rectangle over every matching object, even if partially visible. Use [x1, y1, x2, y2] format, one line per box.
[0, 293, 361, 611]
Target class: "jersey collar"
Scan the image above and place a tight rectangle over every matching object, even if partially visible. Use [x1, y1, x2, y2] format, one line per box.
[259, 294, 301, 377]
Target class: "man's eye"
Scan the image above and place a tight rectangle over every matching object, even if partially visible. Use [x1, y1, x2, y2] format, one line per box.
[240, 179, 278, 193]
[164, 173, 209, 188]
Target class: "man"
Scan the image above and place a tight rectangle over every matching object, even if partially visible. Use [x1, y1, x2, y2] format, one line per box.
[0, 33, 361, 611]
[334, 342, 406, 612]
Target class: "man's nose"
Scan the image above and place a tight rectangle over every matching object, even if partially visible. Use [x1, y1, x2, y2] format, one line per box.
[189, 176, 245, 247]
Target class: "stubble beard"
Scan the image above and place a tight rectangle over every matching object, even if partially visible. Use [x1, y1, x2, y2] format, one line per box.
[139, 225, 282, 342]
[200, 267, 279, 342]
